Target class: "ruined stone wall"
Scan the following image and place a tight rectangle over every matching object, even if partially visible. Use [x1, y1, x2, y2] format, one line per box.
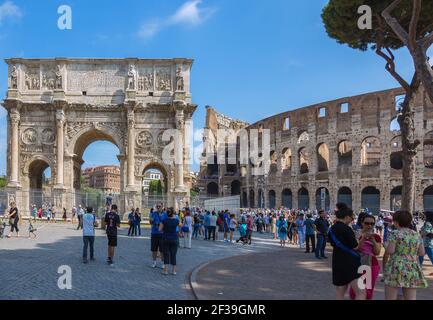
[200, 87, 433, 213]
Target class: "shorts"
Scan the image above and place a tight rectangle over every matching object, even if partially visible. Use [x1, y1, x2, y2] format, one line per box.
[107, 235, 117, 247]
[223, 225, 229, 233]
[151, 235, 163, 253]
[230, 228, 236, 232]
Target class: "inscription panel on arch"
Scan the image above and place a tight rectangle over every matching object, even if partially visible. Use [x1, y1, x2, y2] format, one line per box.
[67, 63, 127, 93]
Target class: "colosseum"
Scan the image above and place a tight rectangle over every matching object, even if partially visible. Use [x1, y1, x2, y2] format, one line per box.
[198, 86, 433, 214]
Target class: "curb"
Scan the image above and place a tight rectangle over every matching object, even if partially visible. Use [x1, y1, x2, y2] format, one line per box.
[189, 260, 212, 300]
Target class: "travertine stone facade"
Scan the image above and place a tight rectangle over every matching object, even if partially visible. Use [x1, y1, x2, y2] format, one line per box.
[3, 58, 196, 214]
[199, 87, 433, 214]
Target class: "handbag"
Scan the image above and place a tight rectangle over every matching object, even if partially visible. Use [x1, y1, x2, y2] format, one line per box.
[182, 225, 189, 233]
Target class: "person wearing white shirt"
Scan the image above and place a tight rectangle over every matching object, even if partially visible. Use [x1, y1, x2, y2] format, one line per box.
[82, 207, 96, 263]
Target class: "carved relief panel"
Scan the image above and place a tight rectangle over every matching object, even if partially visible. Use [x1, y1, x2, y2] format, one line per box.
[24, 67, 41, 90]
[137, 66, 154, 91]
[155, 66, 172, 91]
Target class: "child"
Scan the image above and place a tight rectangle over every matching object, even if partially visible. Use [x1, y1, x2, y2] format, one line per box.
[28, 220, 37, 239]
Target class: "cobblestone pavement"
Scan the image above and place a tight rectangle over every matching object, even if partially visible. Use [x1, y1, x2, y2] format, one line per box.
[192, 243, 433, 300]
[0, 222, 279, 300]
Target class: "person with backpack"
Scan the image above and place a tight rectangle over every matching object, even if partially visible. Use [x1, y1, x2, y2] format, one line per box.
[104, 204, 121, 266]
[277, 214, 288, 247]
[82, 206, 97, 263]
[160, 208, 181, 275]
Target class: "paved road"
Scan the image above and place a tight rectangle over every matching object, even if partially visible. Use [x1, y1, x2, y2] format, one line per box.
[191, 243, 433, 300]
[0, 222, 278, 300]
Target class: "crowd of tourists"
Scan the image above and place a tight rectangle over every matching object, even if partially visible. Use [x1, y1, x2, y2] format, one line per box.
[2, 198, 432, 300]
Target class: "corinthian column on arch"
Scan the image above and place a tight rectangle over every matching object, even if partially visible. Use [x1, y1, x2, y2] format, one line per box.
[174, 104, 185, 192]
[55, 108, 66, 187]
[8, 107, 20, 187]
[126, 105, 136, 188]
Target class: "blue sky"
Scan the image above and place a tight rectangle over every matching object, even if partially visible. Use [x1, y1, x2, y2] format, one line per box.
[0, 0, 424, 174]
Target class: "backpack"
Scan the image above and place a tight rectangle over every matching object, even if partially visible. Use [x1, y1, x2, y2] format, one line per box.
[279, 220, 287, 234]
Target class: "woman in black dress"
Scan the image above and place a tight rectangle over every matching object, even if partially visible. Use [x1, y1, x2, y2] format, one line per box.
[329, 207, 366, 300]
[6, 202, 20, 238]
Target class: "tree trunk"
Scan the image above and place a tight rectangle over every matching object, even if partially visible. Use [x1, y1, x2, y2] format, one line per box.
[398, 76, 421, 213]
[410, 44, 433, 105]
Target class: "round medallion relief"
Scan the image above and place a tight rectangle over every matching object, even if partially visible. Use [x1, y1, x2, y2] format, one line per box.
[42, 128, 55, 145]
[136, 131, 153, 148]
[22, 128, 38, 145]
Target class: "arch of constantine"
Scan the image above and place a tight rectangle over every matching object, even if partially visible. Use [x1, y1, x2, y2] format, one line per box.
[3, 58, 196, 214]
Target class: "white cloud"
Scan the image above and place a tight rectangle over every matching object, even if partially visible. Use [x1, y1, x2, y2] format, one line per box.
[0, 1, 22, 25]
[169, 0, 214, 26]
[138, 0, 216, 41]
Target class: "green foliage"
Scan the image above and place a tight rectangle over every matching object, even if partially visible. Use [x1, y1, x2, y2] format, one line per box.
[322, 0, 433, 51]
[0, 176, 7, 189]
[149, 180, 164, 195]
[81, 186, 104, 196]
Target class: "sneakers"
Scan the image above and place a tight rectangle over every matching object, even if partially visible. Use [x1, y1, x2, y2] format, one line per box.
[172, 271, 177, 275]
[152, 261, 157, 268]
[83, 258, 88, 264]
[107, 257, 114, 265]
[162, 270, 168, 275]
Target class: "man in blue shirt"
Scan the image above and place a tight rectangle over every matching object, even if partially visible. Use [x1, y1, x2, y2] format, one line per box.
[304, 213, 316, 253]
[203, 211, 211, 240]
[149, 205, 166, 268]
[223, 210, 230, 242]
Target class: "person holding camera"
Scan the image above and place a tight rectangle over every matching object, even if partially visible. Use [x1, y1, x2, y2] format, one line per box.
[349, 214, 382, 300]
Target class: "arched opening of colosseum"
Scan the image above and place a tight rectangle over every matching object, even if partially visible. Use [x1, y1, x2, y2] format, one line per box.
[207, 182, 219, 197]
[281, 148, 292, 172]
[231, 180, 241, 196]
[297, 130, 309, 144]
[249, 190, 255, 208]
[361, 186, 380, 215]
[423, 186, 433, 211]
[298, 147, 310, 174]
[207, 155, 219, 177]
[225, 148, 237, 175]
[361, 137, 381, 166]
[282, 189, 292, 208]
[315, 188, 330, 211]
[390, 136, 403, 170]
[337, 141, 352, 166]
[337, 187, 352, 209]
[390, 186, 402, 211]
[317, 143, 330, 172]
[268, 190, 276, 209]
[390, 117, 401, 132]
[28, 159, 52, 208]
[298, 187, 309, 210]
[242, 191, 248, 208]
[270, 150, 278, 173]
[424, 131, 433, 169]
[141, 163, 168, 208]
